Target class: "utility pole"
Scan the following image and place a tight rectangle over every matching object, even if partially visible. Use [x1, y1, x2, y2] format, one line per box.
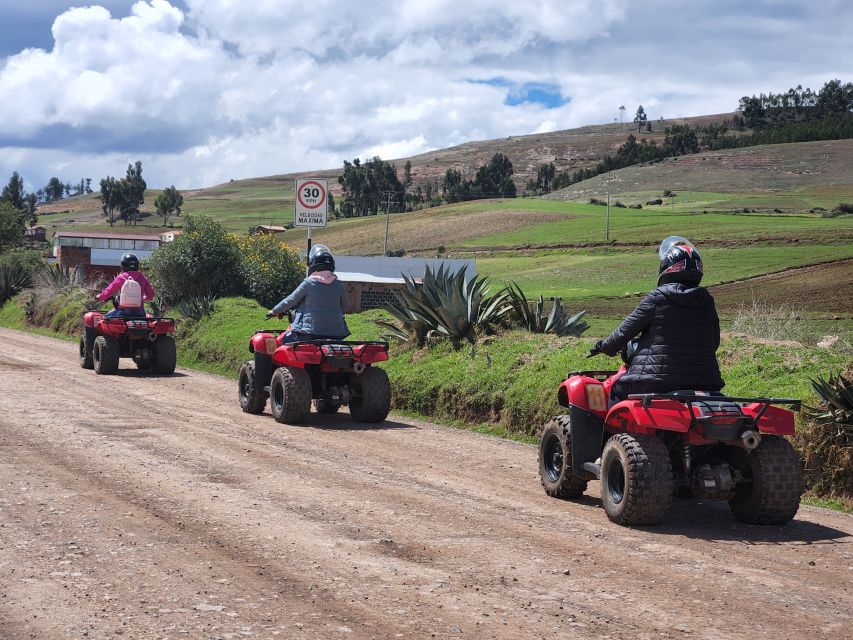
[382, 191, 396, 256]
[605, 169, 611, 242]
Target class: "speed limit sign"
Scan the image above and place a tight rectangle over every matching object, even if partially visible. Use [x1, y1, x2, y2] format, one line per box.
[294, 178, 328, 227]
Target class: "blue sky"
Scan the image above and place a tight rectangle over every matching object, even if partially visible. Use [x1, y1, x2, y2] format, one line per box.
[0, 0, 851, 190]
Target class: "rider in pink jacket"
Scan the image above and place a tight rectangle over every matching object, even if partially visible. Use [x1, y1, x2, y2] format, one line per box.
[96, 253, 155, 318]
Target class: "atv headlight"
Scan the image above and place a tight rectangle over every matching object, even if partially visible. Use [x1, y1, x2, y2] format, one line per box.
[264, 337, 278, 354]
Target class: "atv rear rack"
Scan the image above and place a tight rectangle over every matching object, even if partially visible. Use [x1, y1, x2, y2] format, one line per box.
[627, 393, 801, 429]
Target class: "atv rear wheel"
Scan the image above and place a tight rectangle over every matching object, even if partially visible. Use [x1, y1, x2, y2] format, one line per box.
[314, 398, 341, 414]
[79, 335, 93, 369]
[600, 433, 673, 526]
[238, 361, 267, 414]
[538, 416, 588, 499]
[92, 335, 120, 375]
[348, 367, 391, 423]
[727, 436, 803, 525]
[269, 366, 311, 424]
[151, 336, 177, 374]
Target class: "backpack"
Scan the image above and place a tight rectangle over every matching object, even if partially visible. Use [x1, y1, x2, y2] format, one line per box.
[119, 276, 143, 308]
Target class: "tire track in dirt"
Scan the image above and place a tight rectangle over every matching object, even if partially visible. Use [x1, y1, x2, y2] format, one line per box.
[1, 328, 851, 639]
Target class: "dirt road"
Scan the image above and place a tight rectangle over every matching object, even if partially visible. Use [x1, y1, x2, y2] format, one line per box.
[1, 328, 851, 640]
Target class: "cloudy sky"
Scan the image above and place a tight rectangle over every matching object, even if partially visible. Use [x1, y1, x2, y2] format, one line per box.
[1, 0, 851, 191]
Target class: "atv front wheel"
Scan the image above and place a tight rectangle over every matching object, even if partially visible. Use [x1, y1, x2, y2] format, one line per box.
[151, 336, 176, 374]
[727, 436, 803, 525]
[269, 366, 311, 424]
[238, 361, 267, 414]
[348, 367, 391, 423]
[92, 335, 120, 375]
[79, 335, 93, 370]
[600, 433, 673, 526]
[538, 416, 588, 499]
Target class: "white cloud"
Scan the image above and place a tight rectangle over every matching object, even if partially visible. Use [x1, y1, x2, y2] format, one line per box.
[0, 0, 851, 190]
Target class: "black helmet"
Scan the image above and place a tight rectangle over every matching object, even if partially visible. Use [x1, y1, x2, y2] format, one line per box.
[121, 253, 140, 271]
[658, 236, 703, 286]
[308, 244, 335, 274]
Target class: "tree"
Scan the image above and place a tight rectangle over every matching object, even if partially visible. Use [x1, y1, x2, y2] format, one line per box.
[1, 172, 25, 211]
[85, 178, 92, 194]
[22, 193, 38, 227]
[634, 105, 648, 132]
[0, 202, 24, 252]
[99, 176, 120, 226]
[154, 185, 183, 225]
[117, 161, 146, 225]
[45, 177, 64, 202]
[619, 105, 626, 123]
[473, 152, 516, 198]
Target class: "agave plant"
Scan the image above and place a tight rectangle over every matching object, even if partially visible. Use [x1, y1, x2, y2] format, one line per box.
[504, 281, 589, 337]
[808, 372, 853, 440]
[0, 264, 29, 305]
[34, 263, 79, 292]
[377, 263, 511, 349]
[173, 293, 216, 320]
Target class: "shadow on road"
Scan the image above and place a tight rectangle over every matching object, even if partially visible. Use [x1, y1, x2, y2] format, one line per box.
[113, 369, 190, 378]
[299, 413, 416, 431]
[648, 499, 852, 544]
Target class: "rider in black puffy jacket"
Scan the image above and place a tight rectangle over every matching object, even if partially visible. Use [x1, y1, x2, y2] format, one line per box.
[592, 236, 724, 402]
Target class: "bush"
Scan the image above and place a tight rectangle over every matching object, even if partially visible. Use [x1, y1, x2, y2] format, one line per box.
[663, 189, 675, 197]
[730, 298, 810, 343]
[589, 198, 607, 206]
[385, 248, 406, 257]
[646, 198, 663, 205]
[146, 215, 243, 304]
[628, 203, 643, 209]
[834, 202, 853, 214]
[796, 371, 853, 498]
[613, 201, 627, 208]
[235, 234, 303, 308]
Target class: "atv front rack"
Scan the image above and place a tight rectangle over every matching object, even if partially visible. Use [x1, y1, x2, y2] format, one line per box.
[567, 369, 618, 380]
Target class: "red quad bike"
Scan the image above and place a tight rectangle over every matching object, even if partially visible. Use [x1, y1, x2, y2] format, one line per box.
[80, 299, 177, 375]
[238, 319, 391, 425]
[538, 352, 804, 526]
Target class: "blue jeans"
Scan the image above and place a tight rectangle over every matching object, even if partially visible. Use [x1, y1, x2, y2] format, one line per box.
[280, 330, 340, 344]
[105, 307, 146, 319]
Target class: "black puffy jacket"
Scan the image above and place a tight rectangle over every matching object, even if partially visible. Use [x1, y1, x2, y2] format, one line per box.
[598, 283, 724, 392]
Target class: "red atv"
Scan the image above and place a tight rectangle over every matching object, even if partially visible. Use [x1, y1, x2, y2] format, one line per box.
[80, 299, 176, 375]
[238, 320, 391, 424]
[539, 354, 803, 526]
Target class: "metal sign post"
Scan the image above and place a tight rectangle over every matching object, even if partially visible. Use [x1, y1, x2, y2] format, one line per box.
[294, 178, 329, 266]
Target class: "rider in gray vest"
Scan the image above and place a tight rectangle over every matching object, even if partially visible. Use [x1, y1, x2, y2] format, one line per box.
[267, 244, 350, 341]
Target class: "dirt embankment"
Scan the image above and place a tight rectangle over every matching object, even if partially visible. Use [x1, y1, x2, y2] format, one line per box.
[1, 328, 851, 639]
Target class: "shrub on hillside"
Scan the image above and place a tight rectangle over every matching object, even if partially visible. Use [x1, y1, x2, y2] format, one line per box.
[146, 215, 243, 304]
[830, 202, 853, 216]
[646, 198, 663, 205]
[235, 234, 303, 308]
[731, 298, 810, 343]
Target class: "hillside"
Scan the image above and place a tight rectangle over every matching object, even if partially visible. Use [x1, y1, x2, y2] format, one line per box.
[33, 112, 737, 236]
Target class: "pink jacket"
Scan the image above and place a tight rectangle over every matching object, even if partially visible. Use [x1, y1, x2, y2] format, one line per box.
[97, 271, 156, 304]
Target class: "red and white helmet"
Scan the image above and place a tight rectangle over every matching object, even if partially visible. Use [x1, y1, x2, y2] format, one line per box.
[658, 236, 703, 285]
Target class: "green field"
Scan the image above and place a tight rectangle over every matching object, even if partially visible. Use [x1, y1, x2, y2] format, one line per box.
[476, 244, 853, 299]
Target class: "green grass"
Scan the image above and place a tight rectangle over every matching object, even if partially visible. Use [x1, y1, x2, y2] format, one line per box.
[463, 200, 852, 247]
[801, 495, 853, 513]
[475, 244, 853, 300]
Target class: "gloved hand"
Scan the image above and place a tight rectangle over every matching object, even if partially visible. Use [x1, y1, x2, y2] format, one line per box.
[266, 310, 276, 319]
[587, 340, 605, 358]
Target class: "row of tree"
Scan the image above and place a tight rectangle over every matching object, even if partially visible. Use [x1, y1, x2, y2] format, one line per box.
[442, 152, 517, 203]
[97, 161, 183, 226]
[0, 172, 40, 252]
[35, 177, 93, 203]
[736, 79, 853, 129]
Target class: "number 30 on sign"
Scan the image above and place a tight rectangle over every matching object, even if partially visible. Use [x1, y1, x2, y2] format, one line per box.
[294, 178, 328, 227]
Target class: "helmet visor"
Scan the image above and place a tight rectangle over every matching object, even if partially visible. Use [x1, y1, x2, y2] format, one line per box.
[658, 236, 696, 260]
[308, 244, 332, 261]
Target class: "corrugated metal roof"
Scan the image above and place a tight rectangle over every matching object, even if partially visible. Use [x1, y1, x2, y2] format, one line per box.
[54, 231, 162, 241]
